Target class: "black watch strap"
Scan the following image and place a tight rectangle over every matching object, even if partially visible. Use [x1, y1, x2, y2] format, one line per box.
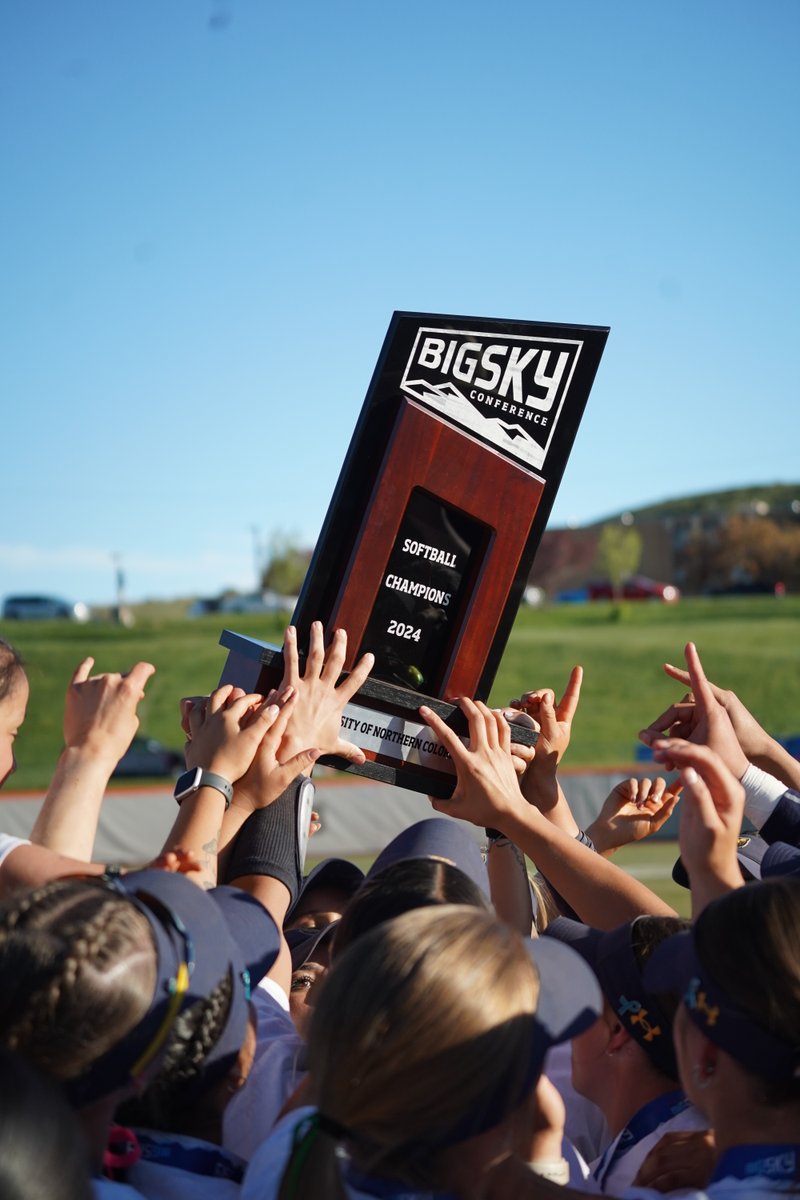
[173, 767, 234, 809]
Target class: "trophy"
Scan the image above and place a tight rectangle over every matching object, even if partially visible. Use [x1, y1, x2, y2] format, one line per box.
[219, 311, 608, 797]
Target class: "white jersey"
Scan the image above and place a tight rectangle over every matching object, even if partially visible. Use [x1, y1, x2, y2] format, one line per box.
[623, 1143, 800, 1199]
[0, 833, 30, 868]
[222, 978, 306, 1162]
[241, 1105, 591, 1199]
[126, 1129, 245, 1200]
[591, 1092, 707, 1195]
[93, 1180, 148, 1199]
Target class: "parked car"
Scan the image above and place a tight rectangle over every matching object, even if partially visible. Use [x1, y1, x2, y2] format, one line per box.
[2, 594, 90, 622]
[219, 591, 298, 615]
[587, 576, 680, 602]
[113, 736, 184, 779]
[186, 596, 224, 618]
[555, 587, 590, 604]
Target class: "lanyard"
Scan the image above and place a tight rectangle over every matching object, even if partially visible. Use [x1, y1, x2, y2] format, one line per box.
[713, 1145, 800, 1188]
[134, 1131, 245, 1183]
[593, 1089, 691, 1187]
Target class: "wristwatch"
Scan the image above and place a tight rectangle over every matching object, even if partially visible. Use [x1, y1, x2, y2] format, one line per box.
[173, 767, 234, 809]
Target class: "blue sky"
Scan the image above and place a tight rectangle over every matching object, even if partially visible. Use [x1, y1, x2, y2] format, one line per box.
[2, 0, 798, 604]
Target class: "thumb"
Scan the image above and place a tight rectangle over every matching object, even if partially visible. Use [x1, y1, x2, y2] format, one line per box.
[269, 749, 320, 794]
[331, 738, 367, 765]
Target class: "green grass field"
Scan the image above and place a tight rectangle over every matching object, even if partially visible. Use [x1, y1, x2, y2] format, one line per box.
[4, 595, 799, 790]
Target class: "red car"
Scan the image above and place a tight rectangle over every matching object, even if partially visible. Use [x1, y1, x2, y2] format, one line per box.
[587, 576, 680, 602]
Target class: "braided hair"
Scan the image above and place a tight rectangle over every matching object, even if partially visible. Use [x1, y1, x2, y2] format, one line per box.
[116, 972, 234, 1134]
[0, 880, 156, 1086]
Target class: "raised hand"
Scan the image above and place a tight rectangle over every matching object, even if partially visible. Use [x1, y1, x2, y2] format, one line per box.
[63, 657, 156, 767]
[420, 698, 527, 830]
[184, 685, 284, 783]
[651, 737, 745, 913]
[586, 776, 682, 855]
[510, 665, 583, 776]
[277, 623, 373, 763]
[639, 643, 749, 779]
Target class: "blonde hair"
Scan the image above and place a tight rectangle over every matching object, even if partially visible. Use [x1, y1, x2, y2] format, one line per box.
[280, 905, 540, 1199]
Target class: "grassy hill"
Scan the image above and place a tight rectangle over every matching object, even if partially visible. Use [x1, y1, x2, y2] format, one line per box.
[593, 481, 800, 525]
[4, 594, 800, 789]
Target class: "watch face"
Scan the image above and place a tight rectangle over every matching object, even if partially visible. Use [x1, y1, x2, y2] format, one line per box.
[296, 778, 314, 868]
[174, 767, 200, 799]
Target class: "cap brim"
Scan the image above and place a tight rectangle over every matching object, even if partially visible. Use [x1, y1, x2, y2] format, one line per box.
[367, 818, 489, 897]
[641, 928, 696, 994]
[526, 936, 603, 1045]
[762, 841, 800, 878]
[288, 858, 365, 919]
[287, 921, 338, 970]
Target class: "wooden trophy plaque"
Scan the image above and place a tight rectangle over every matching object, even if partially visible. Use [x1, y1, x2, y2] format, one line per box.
[219, 311, 608, 797]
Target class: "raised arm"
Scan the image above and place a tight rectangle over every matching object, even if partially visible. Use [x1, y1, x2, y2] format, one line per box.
[421, 699, 675, 927]
[659, 655, 800, 792]
[30, 657, 156, 859]
[509, 666, 583, 838]
[651, 737, 745, 918]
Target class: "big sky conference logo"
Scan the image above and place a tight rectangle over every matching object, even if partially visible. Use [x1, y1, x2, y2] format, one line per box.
[400, 326, 583, 473]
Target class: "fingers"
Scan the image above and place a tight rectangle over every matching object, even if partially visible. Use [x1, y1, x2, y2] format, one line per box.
[180, 695, 207, 738]
[684, 642, 717, 717]
[501, 708, 538, 731]
[638, 702, 691, 745]
[71, 657, 95, 685]
[663, 661, 692, 688]
[652, 739, 742, 821]
[123, 661, 156, 697]
[283, 625, 301, 687]
[557, 665, 583, 722]
[207, 684, 235, 715]
[321, 626, 347, 682]
[338, 649, 375, 703]
[305, 620, 326, 678]
[419, 704, 468, 763]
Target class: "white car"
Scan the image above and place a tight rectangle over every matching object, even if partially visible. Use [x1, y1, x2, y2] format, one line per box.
[2, 595, 90, 622]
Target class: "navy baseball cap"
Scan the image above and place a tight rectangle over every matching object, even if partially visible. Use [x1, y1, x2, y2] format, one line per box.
[644, 927, 800, 1082]
[672, 834, 768, 889]
[545, 916, 683, 1079]
[286, 921, 338, 971]
[760, 841, 800, 878]
[65, 870, 279, 1104]
[439, 935, 602, 1148]
[367, 818, 489, 897]
[287, 858, 365, 923]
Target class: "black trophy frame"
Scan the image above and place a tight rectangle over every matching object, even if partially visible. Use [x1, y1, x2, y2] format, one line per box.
[219, 311, 609, 797]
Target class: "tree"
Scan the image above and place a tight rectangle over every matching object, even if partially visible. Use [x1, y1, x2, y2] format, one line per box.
[260, 533, 309, 596]
[595, 524, 642, 599]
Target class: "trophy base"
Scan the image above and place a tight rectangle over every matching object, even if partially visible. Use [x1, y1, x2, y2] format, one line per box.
[218, 629, 536, 799]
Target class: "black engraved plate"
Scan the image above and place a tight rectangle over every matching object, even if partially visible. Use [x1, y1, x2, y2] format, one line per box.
[357, 487, 492, 693]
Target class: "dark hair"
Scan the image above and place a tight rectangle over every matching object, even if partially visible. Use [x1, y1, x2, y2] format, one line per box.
[0, 639, 24, 702]
[694, 877, 800, 1104]
[334, 857, 491, 956]
[116, 972, 233, 1135]
[0, 880, 156, 1086]
[630, 915, 691, 1032]
[0, 1045, 92, 1200]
